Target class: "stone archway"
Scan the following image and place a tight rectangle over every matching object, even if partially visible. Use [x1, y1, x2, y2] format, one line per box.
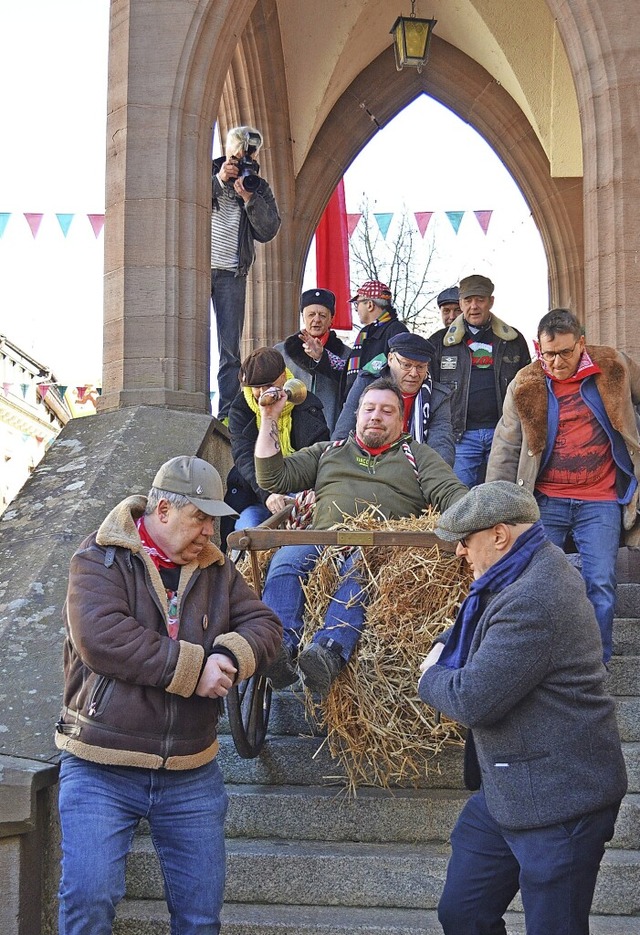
[290, 37, 584, 339]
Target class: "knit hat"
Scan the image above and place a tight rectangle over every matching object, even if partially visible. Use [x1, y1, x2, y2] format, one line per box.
[350, 280, 393, 302]
[435, 481, 540, 542]
[152, 456, 238, 517]
[388, 332, 435, 363]
[300, 288, 336, 315]
[458, 274, 494, 300]
[239, 347, 285, 387]
[436, 286, 460, 307]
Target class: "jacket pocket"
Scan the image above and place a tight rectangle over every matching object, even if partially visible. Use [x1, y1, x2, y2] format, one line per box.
[491, 750, 550, 767]
[87, 675, 115, 718]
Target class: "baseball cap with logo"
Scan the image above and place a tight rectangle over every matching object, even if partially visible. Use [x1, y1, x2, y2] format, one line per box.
[152, 456, 238, 517]
[350, 280, 393, 303]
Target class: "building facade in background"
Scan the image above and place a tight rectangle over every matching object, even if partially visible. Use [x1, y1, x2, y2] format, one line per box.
[0, 335, 70, 513]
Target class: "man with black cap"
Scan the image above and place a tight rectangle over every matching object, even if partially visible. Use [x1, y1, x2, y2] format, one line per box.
[430, 274, 530, 487]
[434, 285, 461, 329]
[332, 331, 455, 465]
[418, 480, 626, 935]
[341, 279, 409, 403]
[55, 455, 281, 935]
[275, 288, 351, 433]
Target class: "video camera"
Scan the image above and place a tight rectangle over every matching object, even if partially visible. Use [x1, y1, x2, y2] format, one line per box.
[234, 129, 262, 193]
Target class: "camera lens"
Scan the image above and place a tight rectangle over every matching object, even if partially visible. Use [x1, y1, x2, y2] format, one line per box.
[242, 173, 261, 193]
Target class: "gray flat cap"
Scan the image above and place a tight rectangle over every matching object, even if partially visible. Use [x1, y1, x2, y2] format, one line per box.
[435, 481, 540, 542]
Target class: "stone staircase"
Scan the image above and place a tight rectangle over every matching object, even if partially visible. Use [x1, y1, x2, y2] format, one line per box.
[114, 578, 640, 935]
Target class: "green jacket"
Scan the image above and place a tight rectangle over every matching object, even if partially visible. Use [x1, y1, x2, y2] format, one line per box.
[255, 433, 467, 529]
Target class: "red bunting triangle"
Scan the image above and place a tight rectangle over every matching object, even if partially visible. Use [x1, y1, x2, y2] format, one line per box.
[37, 384, 50, 400]
[474, 210, 493, 235]
[347, 213, 362, 238]
[87, 214, 105, 237]
[414, 212, 434, 237]
[24, 213, 44, 238]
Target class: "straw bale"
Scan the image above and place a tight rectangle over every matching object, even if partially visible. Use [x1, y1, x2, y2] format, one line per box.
[234, 508, 472, 791]
[300, 508, 471, 791]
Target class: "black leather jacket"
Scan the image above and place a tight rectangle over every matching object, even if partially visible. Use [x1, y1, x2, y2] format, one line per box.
[430, 314, 531, 442]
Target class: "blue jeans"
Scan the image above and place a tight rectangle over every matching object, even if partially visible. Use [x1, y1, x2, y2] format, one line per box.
[438, 789, 619, 935]
[58, 754, 228, 935]
[261, 544, 366, 660]
[235, 503, 270, 530]
[536, 494, 621, 663]
[211, 268, 247, 419]
[454, 428, 495, 487]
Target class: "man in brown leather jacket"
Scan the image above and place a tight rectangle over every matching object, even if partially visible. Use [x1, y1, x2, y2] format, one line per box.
[55, 455, 281, 935]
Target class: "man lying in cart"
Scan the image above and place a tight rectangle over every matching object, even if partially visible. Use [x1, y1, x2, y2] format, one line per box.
[253, 377, 467, 695]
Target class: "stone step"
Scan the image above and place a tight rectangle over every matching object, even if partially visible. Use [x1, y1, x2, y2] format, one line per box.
[608, 655, 640, 695]
[613, 619, 640, 656]
[126, 835, 640, 915]
[225, 784, 640, 851]
[225, 784, 470, 844]
[114, 901, 640, 935]
[615, 584, 640, 620]
[219, 735, 640, 794]
[218, 733, 467, 789]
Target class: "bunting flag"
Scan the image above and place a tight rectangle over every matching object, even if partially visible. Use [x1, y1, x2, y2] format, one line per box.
[56, 214, 74, 237]
[0, 213, 104, 239]
[24, 213, 44, 238]
[3, 382, 102, 412]
[87, 213, 105, 237]
[445, 211, 464, 234]
[345, 209, 498, 240]
[347, 213, 362, 238]
[414, 212, 434, 237]
[374, 213, 393, 239]
[474, 210, 493, 234]
[315, 179, 352, 330]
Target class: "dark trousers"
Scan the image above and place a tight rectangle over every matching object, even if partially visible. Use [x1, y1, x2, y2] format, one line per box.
[211, 268, 247, 419]
[438, 789, 619, 935]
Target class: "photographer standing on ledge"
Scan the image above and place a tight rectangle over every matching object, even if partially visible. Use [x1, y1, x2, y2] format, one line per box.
[212, 125, 281, 421]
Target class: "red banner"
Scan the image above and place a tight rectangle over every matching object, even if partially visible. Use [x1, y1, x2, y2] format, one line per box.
[315, 180, 352, 330]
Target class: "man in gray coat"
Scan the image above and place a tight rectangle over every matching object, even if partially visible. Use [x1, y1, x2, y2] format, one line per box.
[418, 481, 626, 935]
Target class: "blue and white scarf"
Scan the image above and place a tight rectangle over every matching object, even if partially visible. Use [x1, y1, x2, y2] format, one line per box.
[438, 521, 547, 669]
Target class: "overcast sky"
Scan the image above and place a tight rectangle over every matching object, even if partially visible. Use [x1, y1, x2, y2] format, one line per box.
[0, 1, 547, 387]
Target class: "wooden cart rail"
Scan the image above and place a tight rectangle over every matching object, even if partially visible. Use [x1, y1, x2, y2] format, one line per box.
[225, 514, 457, 758]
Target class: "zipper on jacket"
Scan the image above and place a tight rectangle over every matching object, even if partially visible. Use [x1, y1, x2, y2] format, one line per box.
[88, 676, 112, 717]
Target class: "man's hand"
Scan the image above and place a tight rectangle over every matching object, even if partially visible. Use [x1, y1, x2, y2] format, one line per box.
[266, 493, 292, 514]
[257, 386, 288, 418]
[419, 642, 444, 676]
[233, 176, 253, 204]
[195, 653, 237, 698]
[300, 329, 324, 362]
[217, 158, 240, 184]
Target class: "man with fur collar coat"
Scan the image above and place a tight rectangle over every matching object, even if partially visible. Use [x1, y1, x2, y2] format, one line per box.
[55, 456, 281, 935]
[430, 273, 531, 488]
[487, 308, 640, 662]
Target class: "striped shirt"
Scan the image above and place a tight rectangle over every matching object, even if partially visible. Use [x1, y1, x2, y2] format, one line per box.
[211, 181, 241, 269]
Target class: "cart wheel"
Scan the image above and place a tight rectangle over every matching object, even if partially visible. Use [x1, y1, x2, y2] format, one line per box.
[226, 673, 272, 758]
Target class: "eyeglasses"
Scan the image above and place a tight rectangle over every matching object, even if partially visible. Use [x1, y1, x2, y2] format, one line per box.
[539, 341, 580, 362]
[353, 297, 368, 305]
[391, 355, 429, 375]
